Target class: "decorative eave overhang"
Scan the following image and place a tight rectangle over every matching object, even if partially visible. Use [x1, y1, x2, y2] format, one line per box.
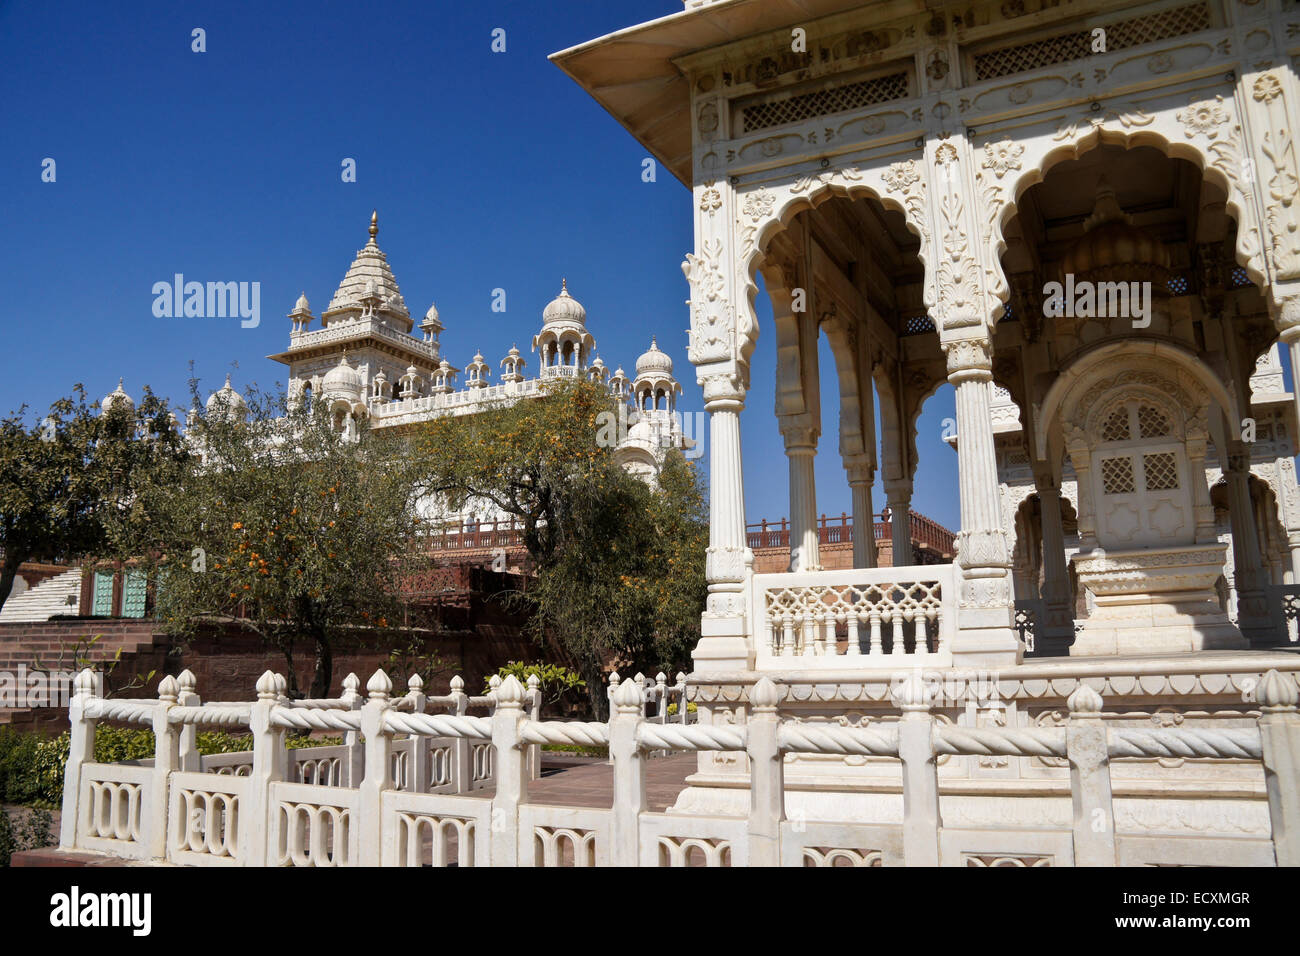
[548, 0, 915, 188]
[267, 333, 436, 369]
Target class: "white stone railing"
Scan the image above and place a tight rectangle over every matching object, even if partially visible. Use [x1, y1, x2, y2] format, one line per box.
[58, 668, 542, 866]
[368, 378, 542, 425]
[287, 317, 438, 360]
[607, 671, 692, 724]
[540, 365, 579, 379]
[57, 665, 1300, 867]
[750, 565, 957, 669]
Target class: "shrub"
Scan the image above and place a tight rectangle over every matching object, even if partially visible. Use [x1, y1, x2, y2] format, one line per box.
[487, 661, 586, 716]
[0, 807, 54, 867]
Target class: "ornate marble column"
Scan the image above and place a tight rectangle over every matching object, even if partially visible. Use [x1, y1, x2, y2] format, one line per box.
[1226, 453, 1273, 647]
[1036, 477, 1075, 655]
[1185, 411, 1218, 545]
[782, 423, 821, 572]
[694, 373, 754, 672]
[943, 336, 1019, 665]
[845, 458, 877, 569]
[884, 480, 913, 568]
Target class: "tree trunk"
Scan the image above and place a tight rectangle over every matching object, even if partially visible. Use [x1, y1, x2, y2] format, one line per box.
[581, 658, 608, 721]
[310, 628, 333, 700]
[280, 640, 302, 699]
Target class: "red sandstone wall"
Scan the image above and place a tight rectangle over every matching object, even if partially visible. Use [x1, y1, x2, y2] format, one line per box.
[0, 568, 550, 734]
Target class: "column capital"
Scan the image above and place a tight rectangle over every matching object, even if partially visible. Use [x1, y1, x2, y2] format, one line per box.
[843, 456, 874, 485]
[1272, 294, 1300, 339]
[779, 420, 819, 452]
[700, 371, 745, 411]
[883, 477, 913, 501]
[942, 336, 993, 381]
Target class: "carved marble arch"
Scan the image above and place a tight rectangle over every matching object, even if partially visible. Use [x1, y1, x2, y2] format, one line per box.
[985, 108, 1269, 330]
[734, 167, 931, 367]
[1035, 339, 1237, 472]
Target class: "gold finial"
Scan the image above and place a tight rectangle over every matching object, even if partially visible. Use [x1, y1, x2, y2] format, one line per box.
[369, 210, 378, 241]
[561, 277, 568, 294]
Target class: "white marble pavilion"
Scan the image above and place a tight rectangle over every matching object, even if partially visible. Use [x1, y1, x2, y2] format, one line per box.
[553, 0, 1300, 848]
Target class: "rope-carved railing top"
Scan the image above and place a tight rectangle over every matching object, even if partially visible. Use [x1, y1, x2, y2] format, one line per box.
[66, 669, 1300, 769]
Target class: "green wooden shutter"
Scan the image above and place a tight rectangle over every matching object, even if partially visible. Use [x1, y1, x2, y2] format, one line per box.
[121, 569, 147, 618]
[91, 571, 114, 616]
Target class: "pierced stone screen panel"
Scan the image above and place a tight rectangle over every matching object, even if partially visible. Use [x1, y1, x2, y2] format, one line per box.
[738, 71, 910, 134]
[1101, 456, 1135, 495]
[1143, 452, 1180, 491]
[1137, 405, 1171, 438]
[970, 2, 1212, 82]
[1101, 408, 1131, 442]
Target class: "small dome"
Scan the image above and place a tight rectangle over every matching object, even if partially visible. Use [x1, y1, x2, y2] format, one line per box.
[1059, 179, 1172, 282]
[205, 375, 247, 418]
[322, 356, 363, 397]
[102, 378, 135, 415]
[635, 338, 673, 376]
[293, 292, 310, 313]
[542, 279, 586, 327]
[591, 356, 606, 369]
[424, 303, 440, 325]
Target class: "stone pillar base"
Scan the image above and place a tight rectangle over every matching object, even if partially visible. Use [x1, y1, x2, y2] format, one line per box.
[1071, 544, 1248, 656]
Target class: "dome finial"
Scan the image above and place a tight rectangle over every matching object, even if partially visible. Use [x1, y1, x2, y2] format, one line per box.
[561, 277, 568, 294]
[369, 210, 378, 241]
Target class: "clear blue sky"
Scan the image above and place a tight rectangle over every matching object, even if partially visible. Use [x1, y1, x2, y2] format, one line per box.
[0, 0, 961, 532]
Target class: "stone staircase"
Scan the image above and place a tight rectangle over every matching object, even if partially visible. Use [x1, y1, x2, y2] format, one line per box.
[0, 569, 82, 623]
[0, 619, 163, 731]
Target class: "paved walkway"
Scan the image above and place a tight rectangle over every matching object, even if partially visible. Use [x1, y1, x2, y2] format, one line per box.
[527, 753, 694, 811]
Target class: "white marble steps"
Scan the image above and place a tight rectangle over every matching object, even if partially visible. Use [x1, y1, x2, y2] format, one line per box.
[0, 569, 82, 623]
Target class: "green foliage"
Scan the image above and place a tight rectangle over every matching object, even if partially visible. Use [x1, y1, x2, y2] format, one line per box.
[487, 661, 585, 713]
[146, 378, 430, 698]
[0, 807, 54, 867]
[539, 744, 608, 757]
[665, 701, 698, 716]
[0, 384, 187, 614]
[415, 381, 707, 718]
[33, 633, 157, 700]
[385, 633, 453, 691]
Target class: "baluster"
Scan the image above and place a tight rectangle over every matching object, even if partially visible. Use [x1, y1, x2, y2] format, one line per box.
[845, 610, 862, 656]
[869, 608, 883, 655]
[801, 612, 816, 657]
[890, 600, 906, 655]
